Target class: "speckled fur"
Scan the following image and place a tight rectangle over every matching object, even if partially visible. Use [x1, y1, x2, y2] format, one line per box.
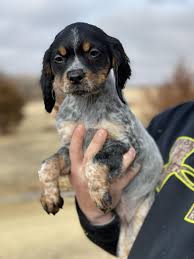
[85, 160, 112, 212]
[38, 147, 69, 214]
[38, 23, 163, 259]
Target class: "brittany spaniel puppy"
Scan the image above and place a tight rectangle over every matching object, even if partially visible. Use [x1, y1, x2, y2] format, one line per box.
[38, 22, 163, 258]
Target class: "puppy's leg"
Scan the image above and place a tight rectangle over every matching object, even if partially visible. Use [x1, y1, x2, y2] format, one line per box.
[117, 193, 155, 259]
[38, 146, 70, 215]
[85, 141, 128, 213]
[85, 160, 111, 213]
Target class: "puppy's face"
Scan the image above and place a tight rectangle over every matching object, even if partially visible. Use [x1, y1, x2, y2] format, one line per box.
[40, 22, 131, 113]
[51, 25, 111, 96]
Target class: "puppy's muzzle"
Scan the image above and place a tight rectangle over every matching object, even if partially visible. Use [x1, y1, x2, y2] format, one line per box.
[67, 69, 85, 84]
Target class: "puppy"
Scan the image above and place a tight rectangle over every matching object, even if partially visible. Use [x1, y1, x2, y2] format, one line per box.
[38, 22, 163, 258]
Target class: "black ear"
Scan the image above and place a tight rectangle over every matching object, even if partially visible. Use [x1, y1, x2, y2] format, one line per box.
[108, 37, 131, 103]
[40, 48, 55, 113]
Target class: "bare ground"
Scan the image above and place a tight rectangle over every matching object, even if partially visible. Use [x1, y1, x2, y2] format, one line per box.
[0, 198, 114, 259]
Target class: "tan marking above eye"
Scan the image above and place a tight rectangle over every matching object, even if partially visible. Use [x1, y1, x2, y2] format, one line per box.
[58, 47, 67, 56]
[83, 41, 91, 52]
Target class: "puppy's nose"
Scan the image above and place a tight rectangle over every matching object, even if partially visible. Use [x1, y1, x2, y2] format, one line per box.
[67, 69, 85, 84]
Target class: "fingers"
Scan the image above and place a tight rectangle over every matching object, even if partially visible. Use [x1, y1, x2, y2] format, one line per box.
[69, 124, 86, 166]
[121, 147, 136, 172]
[83, 129, 108, 162]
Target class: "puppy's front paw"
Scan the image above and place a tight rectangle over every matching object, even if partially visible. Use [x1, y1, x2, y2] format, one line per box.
[40, 193, 64, 215]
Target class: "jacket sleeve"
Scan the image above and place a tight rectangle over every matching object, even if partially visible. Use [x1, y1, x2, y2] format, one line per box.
[75, 199, 120, 256]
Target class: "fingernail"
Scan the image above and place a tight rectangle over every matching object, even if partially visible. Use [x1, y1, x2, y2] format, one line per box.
[96, 129, 107, 137]
[127, 147, 136, 158]
[76, 124, 84, 131]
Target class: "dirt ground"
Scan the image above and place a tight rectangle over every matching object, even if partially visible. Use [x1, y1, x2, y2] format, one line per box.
[0, 197, 114, 259]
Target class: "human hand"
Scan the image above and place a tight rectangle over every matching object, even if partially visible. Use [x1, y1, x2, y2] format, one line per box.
[69, 124, 141, 225]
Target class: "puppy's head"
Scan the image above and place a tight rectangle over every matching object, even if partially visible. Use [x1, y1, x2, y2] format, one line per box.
[40, 22, 131, 113]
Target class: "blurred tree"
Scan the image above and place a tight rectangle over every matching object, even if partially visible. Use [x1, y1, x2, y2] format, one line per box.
[0, 74, 26, 134]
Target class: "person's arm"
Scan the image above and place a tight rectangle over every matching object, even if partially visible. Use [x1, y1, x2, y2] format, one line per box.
[68, 124, 140, 256]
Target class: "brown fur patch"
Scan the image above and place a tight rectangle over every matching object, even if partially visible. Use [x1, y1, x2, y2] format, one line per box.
[53, 74, 71, 94]
[53, 75, 65, 107]
[58, 46, 67, 56]
[44, 64, 52, 75]
[86, 67, 110, 89]
[52, 75, 66, 113]
[85, 161, 111, 212]
[83, 41, 91, 52]
[112, 57, 116, 67]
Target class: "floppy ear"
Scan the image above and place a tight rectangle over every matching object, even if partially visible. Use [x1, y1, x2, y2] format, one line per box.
[108, 37, 131, 103]
[40, 48, 55, 113]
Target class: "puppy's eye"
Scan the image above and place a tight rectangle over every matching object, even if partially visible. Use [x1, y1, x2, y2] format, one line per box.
[89, 48, 101, 58]
[54, 55, 64, 64]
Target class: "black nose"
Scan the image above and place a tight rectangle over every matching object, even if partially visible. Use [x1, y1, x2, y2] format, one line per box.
[67, 69, 85, 84]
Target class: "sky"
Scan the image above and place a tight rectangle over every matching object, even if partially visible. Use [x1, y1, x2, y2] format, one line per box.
[0, 0, 194, 85]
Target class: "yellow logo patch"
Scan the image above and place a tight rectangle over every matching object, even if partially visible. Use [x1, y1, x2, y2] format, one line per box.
[156, 136, 194, 224]
[184, 203, 194, 224]
[156, 136, 194, 192]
